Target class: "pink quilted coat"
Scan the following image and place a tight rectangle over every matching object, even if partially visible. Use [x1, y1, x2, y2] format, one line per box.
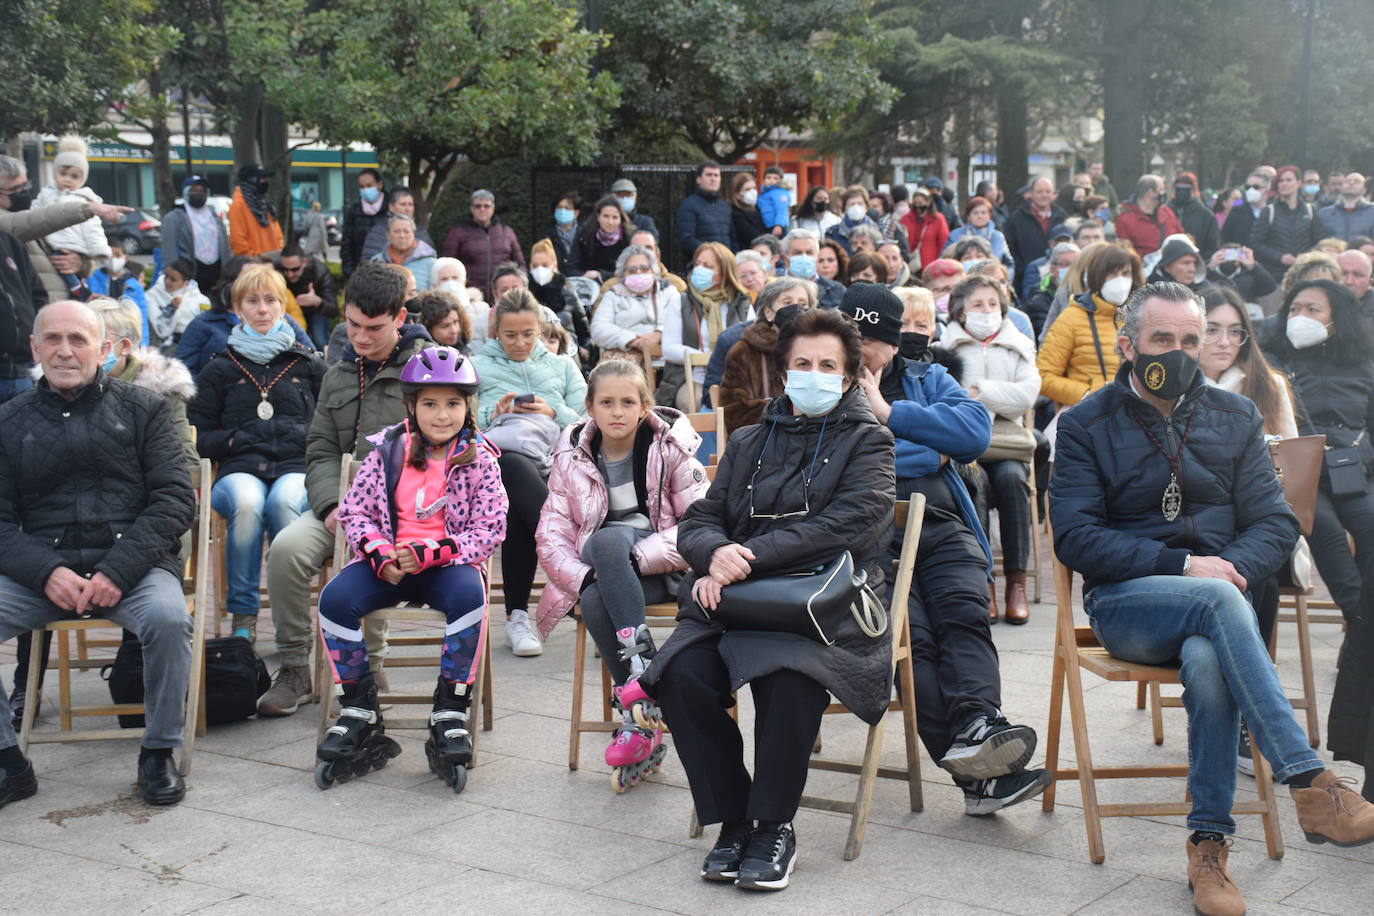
[340, 422, 508, 569]
[534, 407, 709, 638]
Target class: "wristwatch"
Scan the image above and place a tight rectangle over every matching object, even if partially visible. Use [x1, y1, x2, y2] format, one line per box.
[1182, 555, 1192, 575]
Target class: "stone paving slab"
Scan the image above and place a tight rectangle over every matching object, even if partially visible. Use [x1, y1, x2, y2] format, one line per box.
[1, 594, 1367, 915]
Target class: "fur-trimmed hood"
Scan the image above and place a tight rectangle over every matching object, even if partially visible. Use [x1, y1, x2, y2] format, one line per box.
[121, 348, 196, 401]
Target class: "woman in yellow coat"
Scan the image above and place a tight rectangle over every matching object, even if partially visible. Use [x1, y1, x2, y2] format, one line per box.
[1036, 244, 1144, 406]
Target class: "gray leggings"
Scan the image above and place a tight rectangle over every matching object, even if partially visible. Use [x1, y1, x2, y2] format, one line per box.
[579, 526, 671, 685]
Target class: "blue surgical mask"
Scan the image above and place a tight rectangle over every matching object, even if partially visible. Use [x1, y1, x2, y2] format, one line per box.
[1056, 266, 1069, 284]
[690, 265, 716, 291]
[360, 186, 381, 203]
[243, 319, 287, 339]
[618, 195, 636, 214]
[787, 254, 817, 279]
[101, 348, 119, 373]
[554, 207, 576, 226]
[1303, 183, 1320, 198]
[785, 369, 844, 417]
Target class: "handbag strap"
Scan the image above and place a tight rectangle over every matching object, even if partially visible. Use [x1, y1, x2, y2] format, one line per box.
[850, 584, 888, 639]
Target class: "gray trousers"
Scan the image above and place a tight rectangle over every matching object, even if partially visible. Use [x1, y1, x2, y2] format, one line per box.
[266, 509, 386, 670]
[0, 568, 191, 750]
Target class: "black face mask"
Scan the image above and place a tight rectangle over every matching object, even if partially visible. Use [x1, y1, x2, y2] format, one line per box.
[186, 191, 208, 208]
[1132, 348, 1198, 401]
[4, 189, 32, 212]
[256, 179, 272, 193]
[899, 331, 930, 360]
[1173, 185, 1192, 203]
[774, 304, 803, 329]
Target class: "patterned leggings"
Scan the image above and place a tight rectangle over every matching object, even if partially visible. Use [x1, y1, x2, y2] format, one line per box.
[318, 562, 486, 684]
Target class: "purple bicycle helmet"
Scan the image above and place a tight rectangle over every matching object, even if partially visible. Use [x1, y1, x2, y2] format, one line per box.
[400, 345, 479, 394]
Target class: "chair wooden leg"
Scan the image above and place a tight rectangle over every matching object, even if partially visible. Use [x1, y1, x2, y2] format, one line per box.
[317, 623, 335, 743]
[1064, 649, 1106, 863]
[898, 650, 923, 812]
[57, 629, 73, 733]
[1135, 680, 1147, 710]
[18, 628, 44, 756]
[1042, 646, 1066, 812]
[481, 618, 494, 731]
[843, 719, 887, 861]
[1294, 594, 1320, 747]
[688, 807, 703, 838]
[600, 659, 613, 724]
[180, 603, 210, 777]
[1249, 725, 1285, 860]
[470, 617, 487, 767]
[1148, 681, 1164, 746]
[569, 616, 587, 771]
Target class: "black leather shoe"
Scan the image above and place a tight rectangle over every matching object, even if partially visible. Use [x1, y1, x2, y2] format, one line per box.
[0, 759, 38, 810]
[700, 819, 753, 881]
[735, 821, 797, 891]
[137, 753, 185, 806]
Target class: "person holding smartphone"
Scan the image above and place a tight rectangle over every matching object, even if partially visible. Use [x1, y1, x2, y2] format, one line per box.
[1207, 243, 1276, 304]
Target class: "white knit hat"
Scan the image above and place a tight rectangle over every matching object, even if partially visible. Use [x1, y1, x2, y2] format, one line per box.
[53, 136, 89, 180]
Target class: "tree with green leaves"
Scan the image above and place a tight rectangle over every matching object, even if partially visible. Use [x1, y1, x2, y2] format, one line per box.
[233, 0, 619, 223]
[601, 0, 895, 163]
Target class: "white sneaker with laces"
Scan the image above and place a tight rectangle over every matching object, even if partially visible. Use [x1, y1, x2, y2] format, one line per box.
[505, 609, 543, 657]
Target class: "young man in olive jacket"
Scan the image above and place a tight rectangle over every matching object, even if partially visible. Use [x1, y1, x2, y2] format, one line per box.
[0, 301, 195, 811]
[1050, 281, 1374, 916]
[258, 264, 431, 715]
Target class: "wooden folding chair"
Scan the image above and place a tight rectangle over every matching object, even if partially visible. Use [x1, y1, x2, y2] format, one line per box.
[314, 455, 494, 757]
[1042, 541, 1284, 864]
[798, 493, 926, 860]
[19, 459, 214, 777]
[682, 351, 713, 413]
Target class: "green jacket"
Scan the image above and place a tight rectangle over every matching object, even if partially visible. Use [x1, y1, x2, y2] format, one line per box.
[305, 325, 431, 518]
[472, 336, 587, 430]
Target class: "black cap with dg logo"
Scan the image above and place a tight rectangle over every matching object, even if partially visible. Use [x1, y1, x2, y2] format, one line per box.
[839, 282, 903, 347]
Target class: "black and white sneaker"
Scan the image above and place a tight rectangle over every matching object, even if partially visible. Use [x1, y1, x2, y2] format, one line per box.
[700, 819, 753, 882]
[735, 821, 797, 891]
[939, 714, 1037, 781]
[959, 768, 1052, 816]
[1237, 721, 1255, 777]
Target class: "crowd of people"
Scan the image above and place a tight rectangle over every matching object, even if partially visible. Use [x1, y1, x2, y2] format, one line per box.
[3, 151, 1374, 911]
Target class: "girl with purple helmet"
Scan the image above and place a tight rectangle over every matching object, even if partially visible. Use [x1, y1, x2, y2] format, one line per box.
[313, 345, 508, 794]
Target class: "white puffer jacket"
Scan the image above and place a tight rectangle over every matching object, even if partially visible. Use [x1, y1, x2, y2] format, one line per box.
[939, 317, 1040, 423]
[34, 185, 111, 260]
[590, 281, 678, 351]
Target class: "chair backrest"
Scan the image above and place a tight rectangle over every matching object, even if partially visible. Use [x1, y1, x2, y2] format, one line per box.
[889, 494, 926, 636]
[331, 453, 359, 571]
[685, 410, 719, 465]
[711, 384, 727, 457]
[684, 351, 712, 412]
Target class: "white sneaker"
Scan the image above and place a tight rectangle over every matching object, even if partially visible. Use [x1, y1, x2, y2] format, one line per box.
[505, 609, 543, 657]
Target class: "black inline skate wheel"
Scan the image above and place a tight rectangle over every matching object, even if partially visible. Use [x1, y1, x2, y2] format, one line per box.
[449, 764, 467, 794]
[314, 760, 336, 790]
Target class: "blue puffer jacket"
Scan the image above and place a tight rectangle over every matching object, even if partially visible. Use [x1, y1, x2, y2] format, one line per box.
[1316, 200, 1374, 243]
[887, 357, 994, 572]
[675, 189, 732, 262]
[1049, 365, 1299, 596]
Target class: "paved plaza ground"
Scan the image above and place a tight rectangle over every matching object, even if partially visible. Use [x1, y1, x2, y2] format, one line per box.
[1, 587, 1368, 915]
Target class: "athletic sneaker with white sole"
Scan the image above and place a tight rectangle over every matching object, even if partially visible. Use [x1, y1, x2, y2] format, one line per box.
[959, 768, 1053, 816]
[939, 714, 1037, 781]
[504, 609, 543, 657]
[735, 821, 796, 891]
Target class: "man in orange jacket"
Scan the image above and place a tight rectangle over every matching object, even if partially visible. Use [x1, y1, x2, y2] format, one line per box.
[228, 165, 284, 258]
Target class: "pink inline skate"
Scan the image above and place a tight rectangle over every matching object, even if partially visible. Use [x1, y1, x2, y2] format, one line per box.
[605, 625, 667, 793]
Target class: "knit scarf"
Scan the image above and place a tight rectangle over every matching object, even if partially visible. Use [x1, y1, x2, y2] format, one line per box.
[596, 225, 623, 246]
[239, 180, 275, 227]
[228, 319, 296, 364]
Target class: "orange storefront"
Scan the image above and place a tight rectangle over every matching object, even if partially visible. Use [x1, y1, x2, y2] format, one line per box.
[736, 146, 836, 204]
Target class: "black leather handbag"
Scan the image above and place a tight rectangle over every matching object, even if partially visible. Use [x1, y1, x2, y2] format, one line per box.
[705, 551, 888, 646]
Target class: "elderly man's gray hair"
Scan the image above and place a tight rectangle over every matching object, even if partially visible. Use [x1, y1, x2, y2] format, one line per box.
[0, 155, 25, 182]
[782, 227, 818, 253]
[850, 225, 884, 246]
[387, 213, 417, 229]
[33, 299, 106, 341]
[1117, 280, 1203, 355]
[471, 189, 494, 203]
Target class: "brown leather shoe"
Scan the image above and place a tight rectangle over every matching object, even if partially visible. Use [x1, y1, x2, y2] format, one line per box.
[987, 579, 1000, 624]
[1004, 570, 1030, 625]
[1186, 837, 1245, 916]
[1293, 770, 1374, 846]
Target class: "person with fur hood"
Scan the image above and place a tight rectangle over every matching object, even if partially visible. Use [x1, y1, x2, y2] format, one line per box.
[535, 359, 709, 793]
[33, 137, 112, 297]
[937, 276, 1040, 624]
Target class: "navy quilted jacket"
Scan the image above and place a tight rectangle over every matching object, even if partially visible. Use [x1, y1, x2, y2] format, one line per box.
[1049, 365, 1298, 596]
[0, 375, 195, 594]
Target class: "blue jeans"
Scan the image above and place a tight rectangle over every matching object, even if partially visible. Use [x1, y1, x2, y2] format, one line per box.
[304, 312, 331, 350]
[0, 569, 191, 750]
[0, 375, 33, 404]
[211, 472, 308, 616]
[1086, 576, 1326, 834]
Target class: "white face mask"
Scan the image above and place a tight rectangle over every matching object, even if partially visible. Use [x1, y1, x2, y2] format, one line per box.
[963, 310, 1002, 340]
[1100, 275, 1132, 306]
[530, 266, 554, 286]
[845, 203, 867, 223]
[740, 188, 758, 207]
[109, 257, 126, 274]
[1286, 314, 1330, 349]
[1245, 187, 1265, 206]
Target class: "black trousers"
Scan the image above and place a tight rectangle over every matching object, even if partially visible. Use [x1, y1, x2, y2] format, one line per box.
[497, 451, 547, 613]
[896, 511, 1002, 762]
[973, 460, 1031, 572]
[656, 636, 830, 826]
[1308, 482, 1374, 622]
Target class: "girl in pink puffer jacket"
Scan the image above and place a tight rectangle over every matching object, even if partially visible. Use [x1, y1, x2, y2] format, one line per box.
[535, 359, 708, 790]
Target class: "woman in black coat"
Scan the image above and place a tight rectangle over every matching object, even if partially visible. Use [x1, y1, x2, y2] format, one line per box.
[728, 172, 767, 251]
[567, 195, 630, 281]
[188, 264, 325, 643]
[1251, 165, 1320, 282]
[1264, 279, 1374, 798]
[640, 308, 895, 891]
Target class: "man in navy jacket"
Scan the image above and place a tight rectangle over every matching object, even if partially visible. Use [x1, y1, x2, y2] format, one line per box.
[1050, 280, 1374, 916]
[675, 161, 732, 267]
[844, 283, 1050, 817]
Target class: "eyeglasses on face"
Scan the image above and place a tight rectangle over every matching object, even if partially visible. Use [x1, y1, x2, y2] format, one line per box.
[1204, 325, 1249, 345]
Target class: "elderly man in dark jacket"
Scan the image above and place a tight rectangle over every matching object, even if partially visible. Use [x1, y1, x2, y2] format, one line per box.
[846, 283, 1050, 815]
[0, 301, 195, 812]
[440, 189, 525, 301]
[675, 161, 732, 267]
[1050, 280, 1374, 916]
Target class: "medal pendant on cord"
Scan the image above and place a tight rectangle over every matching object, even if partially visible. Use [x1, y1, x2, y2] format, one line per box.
[1162, 473, 1182, 521]
[257, 396, 275, 421]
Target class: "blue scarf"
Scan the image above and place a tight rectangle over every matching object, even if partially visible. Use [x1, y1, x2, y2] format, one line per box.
[228, 319, 296, 364]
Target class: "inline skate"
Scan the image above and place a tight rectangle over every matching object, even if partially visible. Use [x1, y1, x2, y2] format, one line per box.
[605, 624, 666, 793]
[425, 677, 473, 794]
[315, 673, 401, 789]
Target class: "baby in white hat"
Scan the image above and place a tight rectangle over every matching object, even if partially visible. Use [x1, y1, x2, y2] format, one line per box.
[35, 136, 112, 294]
